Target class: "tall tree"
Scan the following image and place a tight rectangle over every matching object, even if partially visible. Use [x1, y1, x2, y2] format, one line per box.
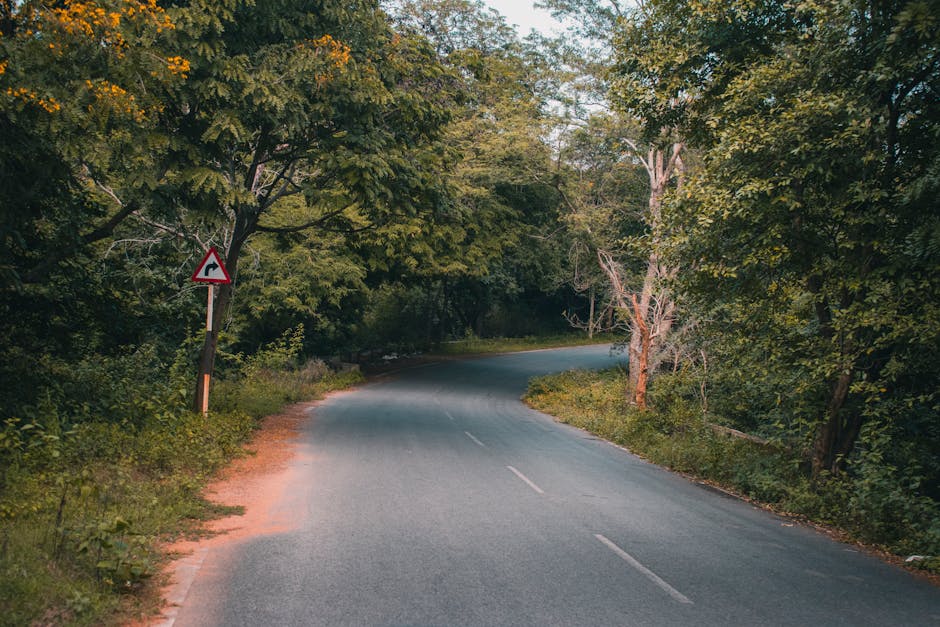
[557, 111, 685, 408]
[0, 0, 192, 413]
[614, 0, 940, 474]
[157, 0, 456, 410]
[543, 0, 690, 408]
[386, 0, 569, 340]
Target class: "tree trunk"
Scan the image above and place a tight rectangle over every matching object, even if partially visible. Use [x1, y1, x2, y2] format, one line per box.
[628, 253, 658, 391]
[192, 215, 251, 413]
[811, 369, 853, 476]
[630, 293, 651, 410]
[588, 287, 596, 339]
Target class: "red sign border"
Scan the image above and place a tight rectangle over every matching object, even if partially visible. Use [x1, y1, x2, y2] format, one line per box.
[191, 247, 232, 284]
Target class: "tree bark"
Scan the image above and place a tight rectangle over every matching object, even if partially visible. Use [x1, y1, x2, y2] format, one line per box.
[628, 253, 658, 391]
[811, 368, 853, 476]
[630, 293, 651, 410]
[192, 211, 252, 413]
[588, 287, 596, 339]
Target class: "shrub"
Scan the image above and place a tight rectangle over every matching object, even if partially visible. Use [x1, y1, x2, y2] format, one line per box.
[0, 332, 362, 625]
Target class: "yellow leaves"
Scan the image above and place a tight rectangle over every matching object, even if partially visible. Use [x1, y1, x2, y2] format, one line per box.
[166, 56, 190, 78]
[48, 0, 176, 52]
[298, 34, 352, 86]
[5, 87, 61, 113]
[0, 60, 7, 76]
[85, 79, 144, 121]
[307, 35, 352, 66]
[53, 2, 122, 42]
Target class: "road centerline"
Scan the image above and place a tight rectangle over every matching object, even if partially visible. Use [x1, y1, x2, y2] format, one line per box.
[595, 534, 693, 605]
[507, 465, 545, 494]
[464, 431, 486, 447]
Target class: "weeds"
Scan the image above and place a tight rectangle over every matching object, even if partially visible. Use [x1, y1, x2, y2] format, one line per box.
[0, 334, 363, 626]
[436, 332, 616, 356]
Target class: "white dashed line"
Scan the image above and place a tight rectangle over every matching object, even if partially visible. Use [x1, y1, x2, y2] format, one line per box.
[595, 534, 693, 605]
[464, 431, 486, 447]
[507, 465, 544, 494]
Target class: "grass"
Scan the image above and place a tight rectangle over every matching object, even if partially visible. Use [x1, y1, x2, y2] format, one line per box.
[524, 367, 940, 575]
[0, 361, 362, 626]
[434, 332, 617, 356]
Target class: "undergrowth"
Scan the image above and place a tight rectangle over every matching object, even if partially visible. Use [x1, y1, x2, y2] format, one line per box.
[436, 332, 616, 355]
[0, 328, 362, 626]
[524, 368, 940, 575]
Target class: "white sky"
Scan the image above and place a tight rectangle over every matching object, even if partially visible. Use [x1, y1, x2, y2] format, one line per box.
[480, 1, 565, 36]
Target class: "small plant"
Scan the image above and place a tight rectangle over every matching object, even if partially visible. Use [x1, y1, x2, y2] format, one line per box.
[73, 517, 153, 589]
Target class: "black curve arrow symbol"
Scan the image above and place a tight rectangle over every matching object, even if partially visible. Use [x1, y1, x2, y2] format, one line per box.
[204, 262, 219, 276]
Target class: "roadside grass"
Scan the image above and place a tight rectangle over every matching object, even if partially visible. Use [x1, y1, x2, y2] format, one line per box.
[524, 368, 940, 575]
[0, 360, 362, 626]
[435, 332, 616, 356]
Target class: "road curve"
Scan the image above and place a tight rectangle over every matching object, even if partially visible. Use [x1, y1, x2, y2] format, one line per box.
[169, 345, 940, 626]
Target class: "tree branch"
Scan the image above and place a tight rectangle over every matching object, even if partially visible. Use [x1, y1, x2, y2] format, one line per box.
[255, 204, 364, 234]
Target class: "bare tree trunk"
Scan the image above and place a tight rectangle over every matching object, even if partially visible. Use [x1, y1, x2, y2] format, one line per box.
[629, 143, 683, 398]
[583, 140, 684, 409]
[628, 254, 658, 390]
[588, 287, 596, 339]
[630, 294, 651, 410]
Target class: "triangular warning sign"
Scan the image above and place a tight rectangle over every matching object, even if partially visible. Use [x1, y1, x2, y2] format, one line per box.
[191, 247, 232, 284]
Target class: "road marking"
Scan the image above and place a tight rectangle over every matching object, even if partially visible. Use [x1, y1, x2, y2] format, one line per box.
[464, 431, 486, 447]
[594, 534, 693, 605]
[507, 466, 544, 494]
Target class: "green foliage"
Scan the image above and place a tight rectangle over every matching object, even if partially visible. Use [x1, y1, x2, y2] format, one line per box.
[73, 516, 153, 589]
[214, 358, 362, 420]
[380, 0, 581, 343]
[0, 339, 361, 625]
[237, 326, 307, 379]
[436, 332, 615, 355]
[232, 228, 368, 356]
[607, 0, 940, 479]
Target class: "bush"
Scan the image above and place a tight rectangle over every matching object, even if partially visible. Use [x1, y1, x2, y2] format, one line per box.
[0, 333, 362, 625]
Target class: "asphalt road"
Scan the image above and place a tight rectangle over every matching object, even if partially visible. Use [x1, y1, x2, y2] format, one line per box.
[171, 345, 940, 626]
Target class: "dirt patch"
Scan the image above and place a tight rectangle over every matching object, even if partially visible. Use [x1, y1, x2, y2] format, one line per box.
[145, 391, 354, 625]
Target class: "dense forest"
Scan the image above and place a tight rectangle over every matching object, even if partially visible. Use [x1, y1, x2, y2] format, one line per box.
[1, 0, 938, 621]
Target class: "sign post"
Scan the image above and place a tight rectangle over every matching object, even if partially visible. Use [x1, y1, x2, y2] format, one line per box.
[191, 247, 231, 415]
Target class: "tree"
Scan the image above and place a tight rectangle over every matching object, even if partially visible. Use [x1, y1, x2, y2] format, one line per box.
[615, 0, 940, 475]
[1, 1, 190, 283]
[557, 111, 684, 408]
[541, 0, 691, 408]
[385, 0, 571, 341]
[155, 0, 457, 410]
[0, 0, 193, 413]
